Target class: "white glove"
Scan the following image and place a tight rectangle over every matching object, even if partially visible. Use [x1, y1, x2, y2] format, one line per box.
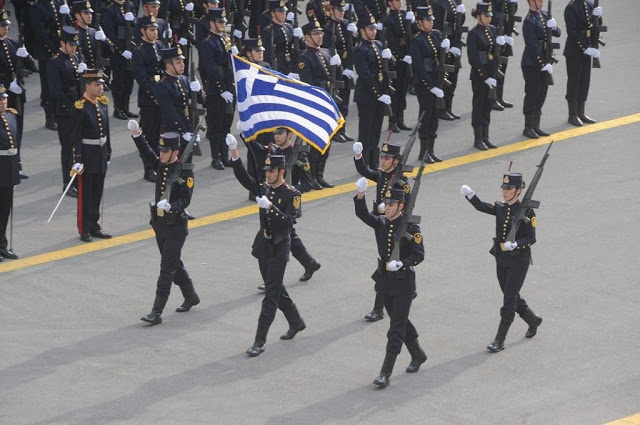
[484, 77, 497, 88]
[121, 50, 132, 60]
[353, 141, 363, 154]
[72, 163, 84, 174]
[292, 27, 303, 38]
[59, 3, 70, 14]
[77, 62, 87, 73]
[256, 195, 272, 209]
[9, 79, 22, 94]
[124, 11, 134, 21]
[178, 37, 188, 46]
[546, 18, 557, 29]
[344, 2, 350, 10]
[330, 53, 341, 66]
[441, 38, 450, 49]
[231, 45, 239, 55]
[286, 12, 294, 21]
[347, 22, 357, 34]
[460, 184, 474, 198]
[233, 29, 243, 39]
[95, 29, 106, 41]
[456, 4, 465, 14]
[225, 133, 238, 150]
[381, 48, 392, 59]
[377, 94, 391, 105]
[503, 241, 517, 251]
[405, 11, 415, 23]
[541, 63, 553, 74]
[221, 91, 234, 103]
[342, 69, 354, 79]
[449, 46, 461, 57]
[430, 87, 444, 98]
[386, 260, 403, 272]
[16, 47, 29, 58]
[287, 72, 300, 80]
[157, 199, 171, 212]
[584, 47, 600, 58]
[127, 119, 139, 131]
[182, 132, 193, 141]
[504, 35, 514, 46]
[402, 55, 412, 64]
[375, 23, 383, 31]
[592, 6, 602, 17]
[185, 2, 194, 11]
[164, 28, 173, 39]
[496, 35, 506, 46]
[377, 202, 385, 214]
[355, 177, 368, 193]
[190, 79, 201, 91]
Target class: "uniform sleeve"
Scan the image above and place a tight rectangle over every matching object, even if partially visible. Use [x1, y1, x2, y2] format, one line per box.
[410, 36, 436, 90]
[231, 157, 259, 193]
[198, 40, 226, 94]
[353, 45, 382, 98]
[354, 194, 382, 229]
[564, 5, 589, 53]
[132, 48, 158, 104]
[297, 54, 314, 84]
[170, 169, 194, 212]
[467, 194, 497, 216]
[132, 132, 159, 169]
[354, 154, 380, 181]
[523, 18, 545, 68]
[400, 224, 425, 267]
[514, 209, 536, 250]
[69, 105, 84, 164]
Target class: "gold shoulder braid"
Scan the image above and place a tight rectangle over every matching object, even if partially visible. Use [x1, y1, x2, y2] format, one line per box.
[97, 95, 110, 105]
[75, 98, 86, 109]
[7, 108, 18, 114]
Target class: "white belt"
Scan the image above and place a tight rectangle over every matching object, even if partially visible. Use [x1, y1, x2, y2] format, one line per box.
[82, 137, 107, 146]
[0, 148, 18, 156]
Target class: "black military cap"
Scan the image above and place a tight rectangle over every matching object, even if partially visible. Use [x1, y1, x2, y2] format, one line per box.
[263, 155, 286, 170]
[60, 26, 80, 45]
[379, 142, 401, 158]
[268, 0, 287, 12]
[0, 9, 11, 26]
[244, 37, 265, 51]
[329, 0, 346, 10]
[141, 0, 161, 4]
[415, 6, 434, 21]
[383, 185, 405, 204]
[159, 132, 181, 151]
[357, 13, 377, 30]
[161, 46, 186, 60]
[82, 68, 106, 83]
[302, 19, 323, 35]
[475, 2, 493, 17]
[0, 86, 8, 98]
[501, 172, 524, 189]
[139, 15, 159, 28]
[72, 0, 93, 14]
[207, 8, 227, 22]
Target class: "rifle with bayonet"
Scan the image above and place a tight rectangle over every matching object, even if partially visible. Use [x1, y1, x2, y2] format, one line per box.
[590, 0, 606, 69]
[270, 25, 279, 72]
[328, 21, 345, 104]
[501, 142, 552, 250]
[542, 0, 560, 86]
[122, 1, 135, 70]
[284, 136, 310, 185]
[379, 26, 396, 118]
[386, 110, 426, 190]
[436, 26, 455, 110]
[488, 12, 507, 100]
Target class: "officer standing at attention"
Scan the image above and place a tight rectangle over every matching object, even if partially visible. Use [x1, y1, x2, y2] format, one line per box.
[460, 173, 543, 352]
[467, 2, 501, 151]
[520, 0, 561, 139]
[226, 135, 307, 357]
[354, 181, 426, 388]
[0, 86, 20, 260]
[69, 69, 112, 243]
[129, 122, 200, 325]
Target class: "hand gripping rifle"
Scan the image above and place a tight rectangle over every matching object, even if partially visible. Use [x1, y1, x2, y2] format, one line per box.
[123, 1, 135, 71]
[501, 142, 553, 250]
[328, 21, 345, 104]
[453, 4, 468, 70]
[488, 12, 508, 101]
[379, 26, 396, 118]
[590, 0, 607, 69]
[437, 9, 455, 110]
[284, 136, 310, 185]
[270, 25, 279, 72]
[542, 0, 560, 86]
[95, 9, 111, 70]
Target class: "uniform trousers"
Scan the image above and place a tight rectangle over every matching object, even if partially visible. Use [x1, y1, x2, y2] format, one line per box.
[110, 55, 134, 103]
[391, 63, 410, 119]
[496, 257, 530, 324]
[444, 57, 461, 100]
[205, 94, 234, 159]
[151, 218, 192, 298]
[417, 88, 439, 139]
[38, 59, 53, 116]
[257, 257, 295, 330]
[522, 67, 549, 115]
[55, 115, 73, 186]
[565, 55, 591, 102]
[76, 172, 105, 235]
[382, 291, 419, 355]
[0, 186, 13, 249]
[356, 100, 384, 151]
[338, 75, 351, 118]
[139, 105, 161, 153]
[471, 79, 492, 128]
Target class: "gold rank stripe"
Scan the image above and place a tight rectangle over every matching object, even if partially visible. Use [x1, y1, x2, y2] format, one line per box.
[2, 112, 640, 274]
[603, 413, 640, 425]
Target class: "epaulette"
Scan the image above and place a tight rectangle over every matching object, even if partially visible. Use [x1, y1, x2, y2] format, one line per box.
[75, 98, 86, 109]
[7, 108, 18, 114]
[97, 95, 109, 105]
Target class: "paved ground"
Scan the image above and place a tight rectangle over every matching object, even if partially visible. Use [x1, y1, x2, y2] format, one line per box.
[1, 1, 639, 424]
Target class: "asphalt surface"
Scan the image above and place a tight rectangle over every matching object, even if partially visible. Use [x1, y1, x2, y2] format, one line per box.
[1, 1, 639, 424]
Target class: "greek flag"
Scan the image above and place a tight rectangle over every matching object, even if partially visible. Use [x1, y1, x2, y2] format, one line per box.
[232, 55, 344, 154]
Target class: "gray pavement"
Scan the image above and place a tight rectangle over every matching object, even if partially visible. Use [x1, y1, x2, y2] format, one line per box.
[1, 1, 640, 424]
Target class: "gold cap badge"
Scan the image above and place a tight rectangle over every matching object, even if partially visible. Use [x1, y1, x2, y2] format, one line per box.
[385, 189, 391, 198]
[503, 176, 509, 183]
[381, 143, 388, 152]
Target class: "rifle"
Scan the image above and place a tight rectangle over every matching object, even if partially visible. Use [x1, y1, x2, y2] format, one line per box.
[542, 0, 560, 86]
[328, 22, 345, 104]
[501, 142, 553, 250]
[379, 26, 396, 118]
[94, 10, 111, 70]
[436, 28, 455, 111]
[188, 42, 205, 155]
[403, 5, 414, 79]
[270, 25, 279, 71]
[453, 4, 468, 70]
[284, 136, 310, 185]
[343, 0, 355, 90]
[386, 110, 425, 190]
[164, 10, 172, 45]
[590, 0, 607, 69]
[488, 12, 508, 101]
[123, 1, 135, 70]
[501, 3, 521, 56]
[14, 23, 29, 116]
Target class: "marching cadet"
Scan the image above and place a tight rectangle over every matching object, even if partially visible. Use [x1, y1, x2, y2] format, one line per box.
[198, 8, 235, 170]
[490, 0, 519, 111]
[306, 0, 328, 28]
[410, 5, 447, 163]
[383, 0, 415, 132]
[297, 19, 340, 189]
[432, 0, 466, 121]
[322, 0, 357, 143]
[0, 86, 20, 260]
[563, 0, 602, 126]
[226, 136, 308, 357]
[102, 0, 138, 120]
[353, 13, 392, 170]
[467, 2, 501, 151]
[521, 0, 561, 139]
[134, 0, 168, 45]
[262, 0, 304, 77]
[132, 15, 165, 182]
[69, 69, 112, 242]
[354, 181, 426, 388]
[47, 26, 82, 197]
[352, 141, 411, 322]
[73, 1, 114, 70]
[460, 173, 542, 352]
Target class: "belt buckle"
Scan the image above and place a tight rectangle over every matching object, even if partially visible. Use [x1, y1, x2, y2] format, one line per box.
[488, 53, 494, 60]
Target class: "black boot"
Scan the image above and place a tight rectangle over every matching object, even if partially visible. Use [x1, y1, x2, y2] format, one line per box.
[445, 96, 460, 119]
[483, 126, 498, 149]
[405, 338, 428, 373]
[369, 148, 380, 170]
[438, 109, 455, 121]
[141, 294, 168, 325]
[388, 119, 400, 133]
[123, 94, 139, 118]
[428, 138, 442, 162]
[333, 131, 347, 143]
[308, 163, 323, 190]
[522, 114, 539, 139]
[578, 101, 596, 124]
[176, 280, 200, 312]
[365, 293, 384, 322]
[487, 321, 511, 352]
[296, 250, 321, 281]
[280, 304, 306, 340]
[567, 100, 583, 127]
[522, 307, 543, 338]
[473, 127, 487, 151]
[315, 158, 334, 188]
[396, 111, 412, 130]
[418, 138, 430, 162]
[497, 84, 513, 108]
[340, 126, 354, 141]
[113, 93, 128, 120]
[373, 353, 397, 388]
[45, 110, 58, 131]
[490, 99, 504, 111]
[247, 323, 269, 357]
[533, 113, 550, 137]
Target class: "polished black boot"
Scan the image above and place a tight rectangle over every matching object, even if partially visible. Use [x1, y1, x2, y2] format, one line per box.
[333, 131, 347, 143]
[388, 119, 400, 133]
[280, 304, 306, 340]
[308, 163, 323, 190]
[490, 99, 504, 111]
[427, 138, 442, 162]
[141, 294, 168, 325]
[176, 280, 200, 312]
[473, 127, 487, 151]
[533, 113, 550, 137]
[315, 159, 334, 188]
[522, 307, 543, 338]
[438, 109, 455, 121]
[247, 323, 269, 357]
[373, 353, 397, 388]
[340, 126, 354, 141]
[45, 111, 58, 131]
[445, 96, 460, 119]
[365, 294, 384, 321]
[483, 126, 498, 149]
[405, 338, 428, 373]
[497, 84, 513, 108]
[418, 138, 431, 162]
[123, 94, 139, 118]
[369, 148, 380, 170]
[396, 111, 412, 130]
[578, 101, 596, 124]
[522, 114, 539, 139]
[296, 250, 321, 281]
[487, 321, 511, 352]
[567, 100, 583, 127]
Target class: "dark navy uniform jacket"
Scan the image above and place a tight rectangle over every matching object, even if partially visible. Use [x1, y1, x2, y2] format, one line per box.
[410, 29, 444, 92]
[102, 1, 137, 54]
[77, 26, 114, 69]
[490, 0, 519, 37]
[521, 9, 561, 69]
[70, 96, 112, 174]
[432, 0, 466, 46]
[354, 155, 410, 216]
[132, 39, 165, 106]
[353, 0, 386, 21]
[47, 50, 82, 117]
[563, 0, 594, 57]
[262, 22, 297, 74]
[198, 32, 233, 95]
[322, 18, 351, 64]
[383, 9, 413, 61]
[297, 46, 333, 87]
[353, 39, 386, 104]
[305, 0, 327, 28]
[27, 0, 64, 60]
[0, 37, 36, 105]
[466, 23, 498, 81]
[155, 73, 191, 133]
[0, 109, 21, 188]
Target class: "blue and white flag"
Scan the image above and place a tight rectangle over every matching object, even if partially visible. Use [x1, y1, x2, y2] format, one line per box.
[232, 55, 344, 154]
